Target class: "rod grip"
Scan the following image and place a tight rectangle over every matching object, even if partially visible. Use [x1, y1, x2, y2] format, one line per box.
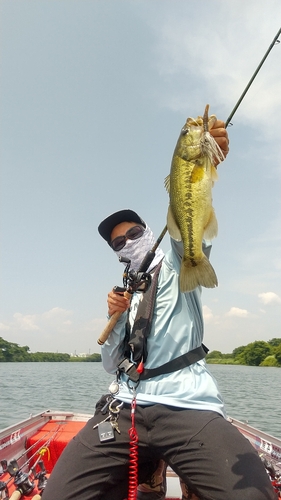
[97, 291, 131, 345]
[9, 491, 22, 500]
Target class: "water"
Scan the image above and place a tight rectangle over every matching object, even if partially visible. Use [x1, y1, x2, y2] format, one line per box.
[0, 363, 280, 439]
[208, 364, 281, 439]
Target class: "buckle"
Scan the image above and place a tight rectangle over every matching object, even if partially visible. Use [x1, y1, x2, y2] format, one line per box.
[117, 358, 140, 383]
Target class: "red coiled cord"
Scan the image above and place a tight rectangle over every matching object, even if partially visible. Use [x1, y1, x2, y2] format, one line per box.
[127, 396, 138, 500]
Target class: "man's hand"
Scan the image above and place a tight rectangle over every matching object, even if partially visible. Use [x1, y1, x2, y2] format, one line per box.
[107, 290, 130, 317]
[210, 119, 229, 161]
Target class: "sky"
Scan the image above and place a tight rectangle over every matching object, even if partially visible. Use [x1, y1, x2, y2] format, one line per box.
[1, 0, 281, 356]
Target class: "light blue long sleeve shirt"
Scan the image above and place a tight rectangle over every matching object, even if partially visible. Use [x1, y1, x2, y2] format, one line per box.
[101, 238, 226, 417]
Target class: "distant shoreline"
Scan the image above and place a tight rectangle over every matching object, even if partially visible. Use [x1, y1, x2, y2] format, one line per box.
[1, 336, 281, 367]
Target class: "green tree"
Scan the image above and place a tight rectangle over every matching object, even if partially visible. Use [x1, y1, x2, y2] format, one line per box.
[260, 355, 279, 367]
[243, 341, 272, 366]
[274, 345, 281, 366]
[0, 337, 30, 361]
[31, 352, 71, 362]
[268, 338, 281, 347]
[232, 345, 247, 365]
[85, 353, 101, 362]
[206, 350, 223, 359]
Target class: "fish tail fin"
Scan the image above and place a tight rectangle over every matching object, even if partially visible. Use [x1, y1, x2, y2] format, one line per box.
[180, 255, 218, 292]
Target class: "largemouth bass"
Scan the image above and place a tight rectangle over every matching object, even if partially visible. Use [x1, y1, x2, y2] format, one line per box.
[165, 105, 224, 292]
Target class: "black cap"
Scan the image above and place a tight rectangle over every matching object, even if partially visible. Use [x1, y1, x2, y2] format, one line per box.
[98, 209, 146, 245]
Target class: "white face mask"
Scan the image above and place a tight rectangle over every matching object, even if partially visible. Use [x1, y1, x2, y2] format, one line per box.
[115, 225, 164, 272]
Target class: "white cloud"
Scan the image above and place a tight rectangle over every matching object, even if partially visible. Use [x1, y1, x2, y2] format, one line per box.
[1, 308, 74, 337]
[0, 322, 11, 331]
[0, 308, 107, 354]
[145, 1, 281, 136]
[258, 292, 281, 305]
[226, 307, 249, 318]
[42, 307, 73, 320]
[13, 313, 39, 331]
[203, 305, 214, 323]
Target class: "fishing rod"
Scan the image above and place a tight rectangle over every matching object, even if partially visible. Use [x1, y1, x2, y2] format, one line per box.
[145, 28, 281, 254]
[9, 426, 58, 467]
[0, 423, 62, 499]
[225, 27, 281, 127]
[1, 456, 47, 499]
[97, 28, 281, 345]
[138, 225, 168, 272]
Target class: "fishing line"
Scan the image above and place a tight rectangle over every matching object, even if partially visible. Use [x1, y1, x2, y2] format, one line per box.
[150, 28, 281, 252]
[97, 28, 281, 341]
[225, 27, 281, 128]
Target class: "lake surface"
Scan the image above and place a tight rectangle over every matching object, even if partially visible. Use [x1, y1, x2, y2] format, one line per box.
[0, 363, 280, 439]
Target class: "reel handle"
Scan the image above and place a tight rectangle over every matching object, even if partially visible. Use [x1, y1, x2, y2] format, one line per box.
[9, 492, 22, 500]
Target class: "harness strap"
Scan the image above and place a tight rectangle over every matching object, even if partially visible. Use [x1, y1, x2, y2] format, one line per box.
[117, 344, 208, 383]
[140, 343, 209, 380]
[125, 260, 163, 364]
[118, 257, 209, 383]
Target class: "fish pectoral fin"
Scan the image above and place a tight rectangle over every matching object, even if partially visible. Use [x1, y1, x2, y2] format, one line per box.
[203, 207, 218, 240]
[211, 164, 219, 182]
[180, 255, 218, 292]
[164, 174, 170, 193]
[167, 206, 182, 241]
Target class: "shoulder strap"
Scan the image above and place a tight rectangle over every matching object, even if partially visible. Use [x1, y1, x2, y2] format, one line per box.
[117, 343, 208, 383]
[118, 259, 209, 383]
[140, 344, 209, 380]
[128, 260, 162, 364]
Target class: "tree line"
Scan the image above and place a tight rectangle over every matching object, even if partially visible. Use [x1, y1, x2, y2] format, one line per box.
[0, 337, 101, 362]
[1, 336, 281, 366]
[206, 338, 281, 367]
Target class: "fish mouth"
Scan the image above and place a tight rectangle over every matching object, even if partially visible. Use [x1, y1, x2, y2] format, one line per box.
[200, 133, 225, 165]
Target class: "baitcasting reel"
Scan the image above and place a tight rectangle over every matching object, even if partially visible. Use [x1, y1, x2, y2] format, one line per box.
[114, 256, 151, 294]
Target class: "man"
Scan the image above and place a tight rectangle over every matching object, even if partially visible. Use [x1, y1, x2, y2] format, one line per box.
[42, 120, 277, 500]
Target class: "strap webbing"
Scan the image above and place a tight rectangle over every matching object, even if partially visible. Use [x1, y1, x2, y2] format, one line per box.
[127, 261, 162, 364]
[140, 344, 208, 380]
[119, 259, 209, 382]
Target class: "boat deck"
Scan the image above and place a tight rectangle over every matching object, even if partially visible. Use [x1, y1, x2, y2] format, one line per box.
[0, 414, 182, 498]
[1, 410, 280, 499]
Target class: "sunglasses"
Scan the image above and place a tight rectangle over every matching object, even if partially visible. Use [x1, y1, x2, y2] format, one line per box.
[110, 225, 145, 252]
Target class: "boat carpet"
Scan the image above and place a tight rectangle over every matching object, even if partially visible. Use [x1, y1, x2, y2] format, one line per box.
[26, 419, 86, 472]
